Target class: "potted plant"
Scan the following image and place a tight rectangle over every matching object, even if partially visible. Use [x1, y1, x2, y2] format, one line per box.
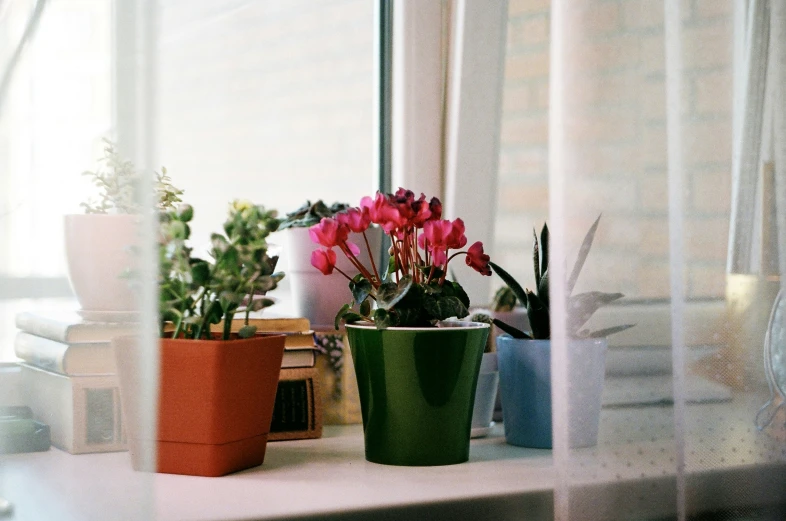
[113, 200, 286, 477]
[66, 139, 182, 319]
[277, 200, 383, 329]
[309, 188, 491, 466]
[467, 312, 500, 438]
[491, 216, 634, 449]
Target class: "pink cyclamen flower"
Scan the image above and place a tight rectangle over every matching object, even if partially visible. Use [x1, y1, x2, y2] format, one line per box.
[309, 218, 349, 248]
[336, 207, 371, 233]
[410, 193, 432, 227]
[446, 218, 467, 250]
[465, 241, 491, 276]
[422, 219, 454, 248]
[428, 197, 443, 221]
[361, 192, 406, 233]
[311, 249, 337, 275]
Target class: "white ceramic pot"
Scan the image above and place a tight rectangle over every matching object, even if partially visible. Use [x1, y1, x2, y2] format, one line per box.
[471, 351, 499, 438]
[280, 226, 384, 330]
[64, 214, 139, 317]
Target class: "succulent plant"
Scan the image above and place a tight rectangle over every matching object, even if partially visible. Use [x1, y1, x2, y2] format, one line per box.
[277, 200, 350, 230]
[490, 286, 518, 312]
[81, 138, 182, 214]
[490, 215, 634, 340]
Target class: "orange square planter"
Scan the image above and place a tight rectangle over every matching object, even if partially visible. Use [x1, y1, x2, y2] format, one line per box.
[114, 334, 285, 477]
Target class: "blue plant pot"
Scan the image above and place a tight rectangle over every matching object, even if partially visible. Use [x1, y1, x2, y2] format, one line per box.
[497, 335, 607, 449]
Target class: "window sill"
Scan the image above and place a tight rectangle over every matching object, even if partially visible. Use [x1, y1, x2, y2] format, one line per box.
[1, 393, 784, 520]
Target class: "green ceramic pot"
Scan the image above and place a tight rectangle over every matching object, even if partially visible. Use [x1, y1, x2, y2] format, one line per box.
[346, 322, 490, 466]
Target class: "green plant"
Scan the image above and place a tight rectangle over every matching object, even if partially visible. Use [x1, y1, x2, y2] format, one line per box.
[490, 286, 518, 312]
[158, 200, 284, 340]
[470, 312, 495, 353]
[81, 138, 182, 214]
[277, 200, 350, 230]
[490, 215, 634, 340]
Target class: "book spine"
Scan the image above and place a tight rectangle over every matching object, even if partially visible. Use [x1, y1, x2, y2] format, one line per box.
[14, 333, 67, 374]
[15, 313, 69, 344]
[19, 365, 127, 454]
[268, 367, 323, 441]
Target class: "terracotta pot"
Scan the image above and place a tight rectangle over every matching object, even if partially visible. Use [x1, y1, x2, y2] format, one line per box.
[64, 214, 139, 316]
[279, 226, 384, 330]
[113, 334, 285, 476]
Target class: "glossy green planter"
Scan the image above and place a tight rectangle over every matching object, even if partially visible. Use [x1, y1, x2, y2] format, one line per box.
[346, 322, 490, 466]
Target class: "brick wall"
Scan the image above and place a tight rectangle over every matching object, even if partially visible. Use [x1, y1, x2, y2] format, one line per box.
[493, 0, 734, 301]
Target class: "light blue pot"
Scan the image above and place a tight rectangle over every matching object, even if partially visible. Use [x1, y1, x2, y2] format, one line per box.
[497, 335, 607, 449]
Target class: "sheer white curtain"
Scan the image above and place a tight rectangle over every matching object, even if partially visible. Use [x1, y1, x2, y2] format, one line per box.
[549, 0, 786, 519]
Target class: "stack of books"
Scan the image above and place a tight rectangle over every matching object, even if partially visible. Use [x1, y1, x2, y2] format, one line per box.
[14, 310, 135, 454]
[224, 318, 323, 441]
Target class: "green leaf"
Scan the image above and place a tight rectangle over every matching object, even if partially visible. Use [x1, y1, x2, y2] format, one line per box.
[334, 303, 352, 330]
[526, 289, 550, 339]
[533, 227, 541, 290]
[451, 281, 470, 309]
[423, 295, 469, 321]
[582, 324, 636, 338]
[537, 268, 549, 309]
[567, 291, 624, 334]
[377, 275, 413, 310]
[349, 275, 373, 306]
[492, 318, 531, 339]
[540, 223, 549, 278]
[359, 298, 372, 317]
[343, 312, 365, 324]
[190, 261, 210, 286]
[373, 308, 398, 329]
[567, 214, 601, 296]
[489, 262, 528, 308]
[238, 325, 257, 338]
[394, 307, 424, 327]
[248, 297, 275, 312]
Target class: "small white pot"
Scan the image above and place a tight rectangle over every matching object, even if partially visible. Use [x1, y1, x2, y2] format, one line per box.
[471, 351, 499, 438]
[279, 226, 383, 330]
[64, 214, 139, 317]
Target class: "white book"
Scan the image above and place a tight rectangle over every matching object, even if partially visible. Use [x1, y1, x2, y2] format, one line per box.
[281, 348, 316, 369]
[15, 310, 138, 344]
[14, 332, 117, 376]
[19, 364, 127, 454]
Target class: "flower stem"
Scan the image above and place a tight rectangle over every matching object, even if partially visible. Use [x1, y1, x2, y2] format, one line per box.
[362, 231, 379, 282]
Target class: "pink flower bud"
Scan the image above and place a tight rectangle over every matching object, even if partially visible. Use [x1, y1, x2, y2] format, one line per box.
[311, 248, 337, 275]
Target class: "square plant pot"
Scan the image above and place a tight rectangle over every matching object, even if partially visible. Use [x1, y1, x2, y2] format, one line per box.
[114, 334, 285, 476]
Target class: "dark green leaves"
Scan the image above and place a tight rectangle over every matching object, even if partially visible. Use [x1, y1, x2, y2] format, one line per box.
[492, 318, 531, 339]
[490, 262, 528, 307]
[277, 200, 349, 230]
[349, 275, 373, 306]
[526, 289, 550, 339]
[334, 304, 366, 330]
[377, 275, 413, 310]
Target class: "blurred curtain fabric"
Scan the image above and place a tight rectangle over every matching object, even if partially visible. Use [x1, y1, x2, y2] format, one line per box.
[728, 0, 770, 275]
[772, 1, 786, 279]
